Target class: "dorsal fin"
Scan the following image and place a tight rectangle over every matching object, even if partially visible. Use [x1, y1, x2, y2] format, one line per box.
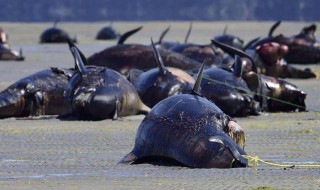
[53, 18, 60, 28]
[268, 21, 281, 37]
[67, 39, 87, 74]
[211, 39, 257, 72]
[223, 25, 228, 35]
[117, 26, 143, 45]
[192, 59, 208, 95]
[184, 22, 192, 43]
[68, 39, 87, 65]
[158, 26, 171, 44]
[234, 55, 243, 78]
[243, 36, 260, 50]
[151, 38, 167, 75]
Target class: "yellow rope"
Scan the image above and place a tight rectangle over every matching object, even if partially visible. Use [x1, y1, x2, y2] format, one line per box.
[242, 155, 320, 168]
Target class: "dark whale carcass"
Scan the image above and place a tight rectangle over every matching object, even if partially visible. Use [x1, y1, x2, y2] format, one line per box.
[87, 44, 203, 74]
[254, 74, 307, 112]
[169, 43, 223, 66]
[213, 40, 308, 112]
[132, 39, 195, 108]
[0, 44, 24, 61]
[87, 26, 203, 74]
[60, 40, 150, 120]
[167, 23, 223, 66]
[212, 39, 317, 79]
[96, 23, 120, 40]
[0, 68, 73, 119]
[40, 20, 77, 43]
[254, 42, 316, 78]
[0, 28, 24, 61]
[249, 21, 320, 64]
[213, 25, 244, 50]
[119, 60, 248, 168]
[238, 58, 307, 112]
[199, 56, 260, 117]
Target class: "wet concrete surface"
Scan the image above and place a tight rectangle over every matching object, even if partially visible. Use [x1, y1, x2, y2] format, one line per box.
[0, 22, 319, 190]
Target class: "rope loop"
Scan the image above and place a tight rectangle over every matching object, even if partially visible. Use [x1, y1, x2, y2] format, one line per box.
[242, 155, 320, 168]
